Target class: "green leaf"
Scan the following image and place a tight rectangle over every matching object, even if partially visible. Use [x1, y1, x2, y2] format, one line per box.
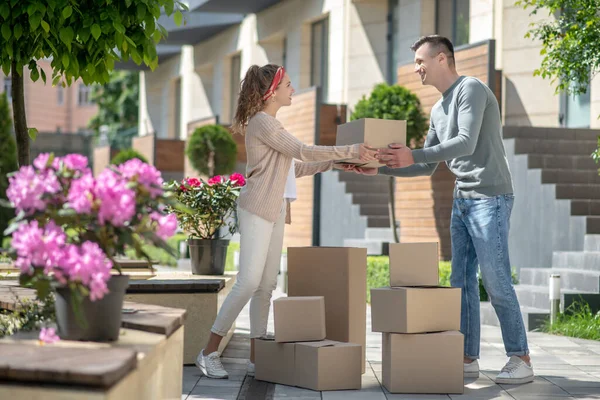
[36, 279, 51, 300]
[40, 20, 50, 33]
[152, 29, 162, 43]
[27, 4, 36, 16]
[63, 5, 73, 19]
[113, 22, 125, 34]
[59, 27, 74, 50]
[30, 13, 42, 31]
[62, 53, 70, 68]
[0, 3, 9, 19]
[137, 3, 146, 19]
[2, 61, 10, 76]
[40, 68, 46, 84]
[164, 1, 174, 15]
[28, 127, 38, 140]
[91, 23, 101, 40]
[1, 24, 11, 41]
[174, 10, 183, 26]
[30, 67, 39, 82]
[6, 44, 13, 58]
[52, 75, 61, 86]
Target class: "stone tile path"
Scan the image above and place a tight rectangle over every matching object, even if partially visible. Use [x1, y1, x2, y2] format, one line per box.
[182, 289, 600, 400]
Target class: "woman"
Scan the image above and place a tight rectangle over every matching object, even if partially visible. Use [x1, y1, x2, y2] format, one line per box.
[196, 64, 375, 379]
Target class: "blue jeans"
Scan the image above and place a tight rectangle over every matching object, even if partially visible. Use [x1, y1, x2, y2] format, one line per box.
[450, 194, 529, 360]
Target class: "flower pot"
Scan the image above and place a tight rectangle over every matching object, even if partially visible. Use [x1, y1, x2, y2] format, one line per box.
[54, 274, 130, 342]
[188, 238, 229, 275]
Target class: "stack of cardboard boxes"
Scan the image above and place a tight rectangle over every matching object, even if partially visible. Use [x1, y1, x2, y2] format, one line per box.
[370, 242, 464, 394]
[255, 296, 362, 391]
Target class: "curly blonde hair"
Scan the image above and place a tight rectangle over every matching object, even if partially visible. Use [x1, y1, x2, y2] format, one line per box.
[230, 64, 281, 136]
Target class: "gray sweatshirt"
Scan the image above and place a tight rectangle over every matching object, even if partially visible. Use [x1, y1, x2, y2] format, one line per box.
[379, 76, 513, 198]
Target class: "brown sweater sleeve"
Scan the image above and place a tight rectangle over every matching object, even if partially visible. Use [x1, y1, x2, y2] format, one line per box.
[255, 115, 360, 162]
[294, 161, 334, 178]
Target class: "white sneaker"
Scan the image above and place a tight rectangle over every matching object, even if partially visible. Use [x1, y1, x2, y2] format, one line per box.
[464, 359, 479, 378]
[247, 361, 255, 376]
[195, 349, 229, 379]
[495, 356, 534, 384]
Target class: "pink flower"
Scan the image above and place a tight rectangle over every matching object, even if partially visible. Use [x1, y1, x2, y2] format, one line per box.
[39, 327, 60, 344]
[151, 212, 178, 240]
[33, 153, 60, 170]
[230, 173, 246, 187]
[57, 242, 112, 301]
[118, 158, 164, 198]
[7, 166, 61, 214]
[208, 175, 223, 185]
[186, 177, 201, 187]
[63, 154, 88, 171]
[67, 172, 95, 213]
[12, 221, 66, 275]
[95, 169, 136, 227]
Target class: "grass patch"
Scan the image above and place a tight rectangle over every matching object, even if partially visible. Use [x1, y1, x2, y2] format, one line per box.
[542, 301, 600, 341]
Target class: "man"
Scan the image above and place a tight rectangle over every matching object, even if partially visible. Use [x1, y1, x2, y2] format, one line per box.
[347, 35, 534, 384]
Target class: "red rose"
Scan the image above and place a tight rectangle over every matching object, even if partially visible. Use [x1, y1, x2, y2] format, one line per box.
[230, 173, 246, 187]
[186, 177, 202, 187]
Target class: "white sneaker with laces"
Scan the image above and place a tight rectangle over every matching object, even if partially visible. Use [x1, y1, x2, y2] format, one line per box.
[464, 359, 479, 378]
[195, 349, 229, 379]
[247, 361, 255, 376]
[495, 356, 534, 384]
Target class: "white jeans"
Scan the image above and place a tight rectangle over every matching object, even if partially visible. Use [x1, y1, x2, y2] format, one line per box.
[211, 200, 286, 339]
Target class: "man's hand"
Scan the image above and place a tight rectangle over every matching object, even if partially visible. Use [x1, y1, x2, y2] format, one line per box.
[377, 143, 414, 168]
[340, 164, 378, 175]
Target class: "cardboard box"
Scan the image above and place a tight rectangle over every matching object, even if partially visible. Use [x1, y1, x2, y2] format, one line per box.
[389, 242, 439, 287]
[371, 287, 461, 333]
[255, 339, 362, 391]
[335, 118, 407, 168]
[287, 247, 367, 373]
[274, 296, 326, 342]
[383, 331, 464, 394]
[255, 339, 296, 386]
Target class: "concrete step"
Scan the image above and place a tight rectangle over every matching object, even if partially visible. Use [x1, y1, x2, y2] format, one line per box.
[338, 171, 389, 183]
[587, 217, 600, 234]
[584, 235, 600, 251]
[480, 302, 548, 331]
[556, 184, 600, 200]
[365, 228, 395, 240]
[541, 169, 600, 185]
[519, 268, 600, 293]
[367, 215, 391, 228]
[528, 154, 598, 170]
[514, 138, 597, 156]
[359, 204, 390, 217]
[503, 126, 600, 141]
[351, 193, 389, 205]
[571, 200, 600, 216]
[345, 180, 389, 193]
[553, 250, 600, 270]
[515, 284, 593, 310]
[343, 238, 387, 255]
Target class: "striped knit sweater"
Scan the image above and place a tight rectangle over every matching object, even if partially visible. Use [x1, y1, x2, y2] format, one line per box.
[238, 112, 360, 223]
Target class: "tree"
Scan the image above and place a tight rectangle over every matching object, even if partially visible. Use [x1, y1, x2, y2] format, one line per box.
[110, 148, 148, 165]
[351, 83, 428, 243]
[0, 92, 18, 244]
[516, 1, 600, 161]
[187, 125, 238, 177]
[89, 70, 139, 145]
[0, 0, 187, 166]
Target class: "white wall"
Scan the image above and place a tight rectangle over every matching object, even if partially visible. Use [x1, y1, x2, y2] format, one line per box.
[469, 0, 494, 43]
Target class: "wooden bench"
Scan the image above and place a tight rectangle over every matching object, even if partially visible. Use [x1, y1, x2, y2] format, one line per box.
[0, 283, 187, 400]
[125, 271, 238, 364]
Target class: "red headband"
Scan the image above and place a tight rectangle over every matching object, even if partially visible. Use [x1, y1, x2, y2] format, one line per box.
[262, 66, 285, 101]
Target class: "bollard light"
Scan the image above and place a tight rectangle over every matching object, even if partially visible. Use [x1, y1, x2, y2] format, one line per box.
[549, 274, 561, 325]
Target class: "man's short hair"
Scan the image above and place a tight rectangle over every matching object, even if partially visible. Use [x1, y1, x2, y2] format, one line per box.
[410, 35, 455, 65]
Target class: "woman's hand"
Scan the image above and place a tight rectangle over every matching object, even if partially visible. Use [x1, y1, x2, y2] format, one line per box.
[358, 144, 378, 162]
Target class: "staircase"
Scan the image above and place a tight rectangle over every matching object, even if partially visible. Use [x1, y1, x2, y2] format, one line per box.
[481, 127, 600, 330]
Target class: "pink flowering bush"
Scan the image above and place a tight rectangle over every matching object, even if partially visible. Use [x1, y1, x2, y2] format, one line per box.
[166, 173, 246, 239]
[2, 153, 180, 303]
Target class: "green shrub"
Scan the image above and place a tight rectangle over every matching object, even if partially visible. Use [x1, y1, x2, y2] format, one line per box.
[186, 124, 237, 176]
[110, 148, 148, 165]
[0, 294, 56, 339]
[0, 92, 18, 244]
[351, 83, 429, 148]
[542, 301, 600, 341]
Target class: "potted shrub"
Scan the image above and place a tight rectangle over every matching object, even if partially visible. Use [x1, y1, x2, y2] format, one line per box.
[166, 173, 245, 275]
[110, 148, 149, 165]
[2, 153, 179, 341]
[186, 124, 237, 177]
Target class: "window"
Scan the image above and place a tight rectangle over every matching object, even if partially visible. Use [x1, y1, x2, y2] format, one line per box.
[560, 86, 591, 128]
[57, 85, 64, 105]
[230, 53, 241, 122]
[387, 0, 400, 84]
[3, 77, 11, 101]
[77, 84, 92, 106]
[436, 0, 470, 47]
[311, 18, 329, 101]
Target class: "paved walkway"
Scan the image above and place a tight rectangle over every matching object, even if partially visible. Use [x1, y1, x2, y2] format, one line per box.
[182, 289, 600, 400]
